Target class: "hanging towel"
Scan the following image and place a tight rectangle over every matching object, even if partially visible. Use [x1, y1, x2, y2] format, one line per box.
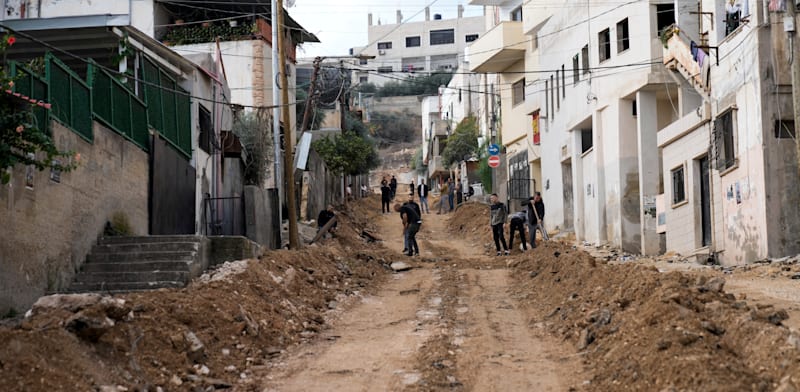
[690, 41, 698, 62]
[696, 49, 707, 68]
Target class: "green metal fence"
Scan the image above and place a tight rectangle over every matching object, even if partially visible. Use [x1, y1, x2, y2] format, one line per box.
[87, 63, 150, 151]
[141, 56, 192, 157]
[46, 54, 93, 142]
[9, 62, 49, 135]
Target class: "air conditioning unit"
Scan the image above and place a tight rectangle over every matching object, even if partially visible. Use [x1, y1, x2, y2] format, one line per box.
[378, 50, 386, 55]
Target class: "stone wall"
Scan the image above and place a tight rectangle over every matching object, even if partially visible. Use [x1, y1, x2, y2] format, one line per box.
[0, 121, 149, 315]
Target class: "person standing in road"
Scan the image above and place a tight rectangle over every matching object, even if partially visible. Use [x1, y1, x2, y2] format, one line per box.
[409, 180, 415, 197]
[526, 192, 548, 247]
[508, 209, 527, 252]
[417, 179, 430, 214]
[455, 179, 464, 207]
[401, 195, 422, 254]
[447, 177, 455, 213]
[489, 193, 509, 256]
[389, 175, 398, 200]
[395, 202, 421, 256]
[381, 180, 392, 213]
[437, 180, 449, 214]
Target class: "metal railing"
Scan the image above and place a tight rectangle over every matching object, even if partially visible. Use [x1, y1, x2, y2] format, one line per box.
[203, 195, 245, 236]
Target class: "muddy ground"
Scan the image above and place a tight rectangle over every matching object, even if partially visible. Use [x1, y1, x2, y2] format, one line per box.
[1, 197, 800, 391]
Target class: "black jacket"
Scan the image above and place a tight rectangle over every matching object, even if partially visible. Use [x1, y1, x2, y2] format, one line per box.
[381, 185, 392, 200]
[527, 200, 545, 224]
[418, 183, 429, 198]
[318, 210, 337, 228]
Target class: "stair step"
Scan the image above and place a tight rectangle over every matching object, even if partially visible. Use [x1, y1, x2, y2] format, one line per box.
[74, 271, 190, 284]
[80, 261, 192, 273]
[92, 242, 200, 254]
[64, 281, 186, 293]
[87, 251, 196, 263]
[98, 236, 203, 245]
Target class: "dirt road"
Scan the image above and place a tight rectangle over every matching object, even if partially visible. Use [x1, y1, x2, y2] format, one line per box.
[261, 208, 583, 391]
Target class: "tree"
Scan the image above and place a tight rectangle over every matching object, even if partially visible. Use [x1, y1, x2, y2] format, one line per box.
[1, 35, 76, 184]
[356, 73, 454, 97]
[409, 146, 426, 174]
[312, 132, 380, 176]
[369, 109, 420, 145]
[441, 116, 479, 168]
[232, 110, 272, 185]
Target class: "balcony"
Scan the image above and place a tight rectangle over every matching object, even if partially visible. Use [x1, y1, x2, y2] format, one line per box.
[433, 119, 450, 137]
[663, 27, 710, 100]
[469, 21, 526, 73]
[428, 156, 447, 178]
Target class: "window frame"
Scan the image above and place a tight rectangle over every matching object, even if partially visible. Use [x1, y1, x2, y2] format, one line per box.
[510, 6, 523, 21]
[430, 29, 455, 45]
[616, 18, 630, 53]
[581, 45, 590, 75]
[377, 41, 392, 50]
[405, 36, 421, 47]
[671, 164, 687, 206]
[465, 34, 479, 43]
[598, 28, 611, 63]
[512, 78, 525, 107]
[572, 54, 580, 84]
[714, 108, 737, 173]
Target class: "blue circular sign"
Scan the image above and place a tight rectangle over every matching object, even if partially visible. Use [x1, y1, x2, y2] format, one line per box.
[488, 143, 500, 156]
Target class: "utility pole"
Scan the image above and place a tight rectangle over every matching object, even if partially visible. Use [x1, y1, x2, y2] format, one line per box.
[787, 3, 800, 179]
[299, 56, 322, 134]
[277, 0, 299, 249]
[270, 0, 282, 246]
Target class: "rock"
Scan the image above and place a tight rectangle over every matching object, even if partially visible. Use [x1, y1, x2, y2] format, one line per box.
[170, 375, 183, 386]
[194, 364, 210, 375]
[284, 267, 296, 286]
[184, 331, 207, 363]
[753, 309, 790, 326]
[588, 309, 612, 327]
[776, 376, 798, 392]
[698, 277, 725, 293]
[225, 365, 237, 373]
[266, 347, 282, 356]
[98, 386, 128, 392]
[64, 311, 115, 342]
[656, 340, 672, 350]
[30, 293, 104, 315]
[390, 262, 412, 272]
[791, 273, 800, 280]
[529, 271, 539, 278]
[221, 348, 231, 356]
[701, 321, 726, 336]
[678, 331, 701, 346]
[327, 301, 338, 310]
[577, 328, 595, 350]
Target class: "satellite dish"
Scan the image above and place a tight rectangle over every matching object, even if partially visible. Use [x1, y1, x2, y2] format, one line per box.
[286, 0, 296, 7]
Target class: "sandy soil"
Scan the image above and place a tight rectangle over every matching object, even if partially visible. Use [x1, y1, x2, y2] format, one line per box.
[2, 196, 800, 391]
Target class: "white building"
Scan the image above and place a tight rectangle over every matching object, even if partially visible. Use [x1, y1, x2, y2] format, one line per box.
[353, 7, 484, 86]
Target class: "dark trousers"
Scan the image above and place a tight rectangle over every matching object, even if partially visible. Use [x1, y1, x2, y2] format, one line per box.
[509, 218, 527, 251]
[382, 199, 391, 213]
[492, 223, 508, 252]
[406, 222, 420, 255]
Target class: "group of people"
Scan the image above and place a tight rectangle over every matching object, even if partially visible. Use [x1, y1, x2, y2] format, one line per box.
[488, 192, 548, 256]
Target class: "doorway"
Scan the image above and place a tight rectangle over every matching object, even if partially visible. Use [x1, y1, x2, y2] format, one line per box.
[562, 160, 574, 230]
[698, 156, 711, 247]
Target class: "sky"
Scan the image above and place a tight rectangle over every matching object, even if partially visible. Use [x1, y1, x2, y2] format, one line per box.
[287, 0, 484, 59]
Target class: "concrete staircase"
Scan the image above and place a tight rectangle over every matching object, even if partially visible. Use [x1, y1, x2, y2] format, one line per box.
[64, 236, 207, 294]
[663, 30, 711, 100]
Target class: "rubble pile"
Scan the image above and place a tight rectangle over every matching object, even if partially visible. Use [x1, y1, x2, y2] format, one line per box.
[0, 199, 391, 392]
[509, 241, 800, 391]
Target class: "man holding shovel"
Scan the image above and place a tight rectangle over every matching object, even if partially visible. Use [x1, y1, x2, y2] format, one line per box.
[527, 192, 549, 248]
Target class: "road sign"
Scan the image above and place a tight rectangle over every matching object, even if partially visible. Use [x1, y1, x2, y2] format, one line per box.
[488, 155, 500, 168]
[488, 143, 500, 156]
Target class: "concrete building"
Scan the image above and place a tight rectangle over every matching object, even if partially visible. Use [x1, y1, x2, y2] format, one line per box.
[657, 0, 800, 265]
[353, 7, 484, 86]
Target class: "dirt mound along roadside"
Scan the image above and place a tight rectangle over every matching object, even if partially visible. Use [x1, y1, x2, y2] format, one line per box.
[0, 200, 392, 392]
[448, 202, 491, 249]
[509, 242, 800, 391]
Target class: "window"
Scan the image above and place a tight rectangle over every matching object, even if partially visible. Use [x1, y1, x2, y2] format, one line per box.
[725, 9, 741, 36]
[430, 29, 455, 45]
[510, 6, 523, 21]
[671, 165, 686, 204]
[512, 78, 525, 106]
[465, 34, 479, 42]
[377, 41, 392, 50]
[555, 70, 560, 109]
[632, 99, 637, 116]
[545, 80, 549, 119]
[406, 36, 420, 47]
[656, 4, 676, 35]
[617, 18, 630, 53]
[598, 28, 611, 62]
[581, 129, 593, 153]
[377, 66, 392, 73]
[581, 45, 590, 74]
[573, 54, 580, 83]
[775, 120, 796, 139]
[359, 58, 368, 65]
[550, 75, 555, 116]
[713, 109, 736, 170]
[561, 64, 566, 98]
[198, 106, 212, 153]
[359, 76, 368, 83]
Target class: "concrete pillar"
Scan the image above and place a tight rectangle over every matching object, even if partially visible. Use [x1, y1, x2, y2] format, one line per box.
[397, 10, 402, 24]
[458, 5, 464, 18]
[425, 7, 430, 21]
[636, 91, 660, 255]
[368, 13, 373, 26]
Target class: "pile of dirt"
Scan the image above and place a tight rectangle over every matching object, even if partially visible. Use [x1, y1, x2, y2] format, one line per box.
[0, 199, 393, 391]
[508, 241, 800, 391]
[447, 202, 490, 246]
